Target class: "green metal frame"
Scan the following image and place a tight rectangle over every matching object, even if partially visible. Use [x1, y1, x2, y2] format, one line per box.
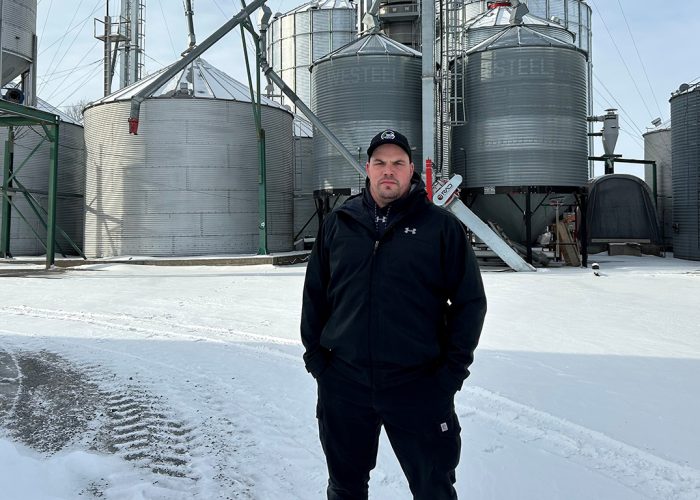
[0, 99, 84, 269]
[240, 7, 269, 255]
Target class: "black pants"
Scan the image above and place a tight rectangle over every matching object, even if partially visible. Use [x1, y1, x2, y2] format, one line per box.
[316, 365, 461, 500]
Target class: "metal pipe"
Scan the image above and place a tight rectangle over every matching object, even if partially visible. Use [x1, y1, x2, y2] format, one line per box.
[256, 3, 363, 177]
[262, 63, 365, 178]
[0, 0, 4, 86]
[128, 0, 267, 133]
[184, 0, 197, 51]
[421, 0, 435, 171]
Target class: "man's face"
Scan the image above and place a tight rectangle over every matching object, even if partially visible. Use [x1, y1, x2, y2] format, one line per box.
[365, 143, 415, 207]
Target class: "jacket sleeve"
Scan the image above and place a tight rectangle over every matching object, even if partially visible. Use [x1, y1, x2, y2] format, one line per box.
[300, 219, 332, 378]
[438, 218, 487, 393]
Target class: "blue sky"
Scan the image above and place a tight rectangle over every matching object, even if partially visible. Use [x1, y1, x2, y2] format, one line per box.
[34, 0, 699, 177]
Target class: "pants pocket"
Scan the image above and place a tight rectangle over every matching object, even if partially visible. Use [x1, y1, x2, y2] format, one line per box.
[433, 411, 462, 473]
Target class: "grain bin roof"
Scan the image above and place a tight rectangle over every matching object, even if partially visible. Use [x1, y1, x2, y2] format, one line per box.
[465, 5, 562, 30]
[311, 32, 420, 67]
[466, 24, 577, 54]
[87, 58, 284, 109]
[285, 0, 354, 14]
[37, 98, 82, 125]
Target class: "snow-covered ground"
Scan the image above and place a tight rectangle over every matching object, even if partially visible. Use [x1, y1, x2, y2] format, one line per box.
[1, 254, 699, 499]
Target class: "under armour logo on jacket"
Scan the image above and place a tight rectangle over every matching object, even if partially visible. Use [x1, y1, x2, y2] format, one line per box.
[376, 216, 387, 223]
[405, 227, 417, 234]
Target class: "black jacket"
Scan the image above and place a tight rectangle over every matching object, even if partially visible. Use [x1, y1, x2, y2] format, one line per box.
[300, 173, 486, 392]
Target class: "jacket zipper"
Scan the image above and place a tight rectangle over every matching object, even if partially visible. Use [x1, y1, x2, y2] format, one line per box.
[368, 239, 379, 389]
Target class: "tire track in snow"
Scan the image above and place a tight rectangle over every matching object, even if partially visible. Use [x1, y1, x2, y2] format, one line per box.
[1, 305, 300, 346]
[2, 325, 321, 498]
[0, 343, 238, 499]
[11, 305, 699, 497]
[458, 386, 700, 500]
[0, 346, 22, 426]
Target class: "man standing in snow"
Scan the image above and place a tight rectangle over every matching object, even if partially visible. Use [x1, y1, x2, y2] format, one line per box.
[301, 129, 486, 499]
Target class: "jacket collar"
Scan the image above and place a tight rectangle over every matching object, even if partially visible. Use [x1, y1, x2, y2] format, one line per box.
[337, 172, 427, 230]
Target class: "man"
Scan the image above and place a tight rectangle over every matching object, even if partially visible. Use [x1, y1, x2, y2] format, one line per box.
[301, 129, 487, 499]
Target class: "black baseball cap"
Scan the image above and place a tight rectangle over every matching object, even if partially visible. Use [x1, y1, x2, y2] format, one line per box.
[367, 129, 412, 161]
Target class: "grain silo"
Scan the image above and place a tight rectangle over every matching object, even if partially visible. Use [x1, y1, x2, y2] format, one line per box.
[1, 0, 36, 85]
[0, 98, 85, 256]
[463, 4, 574, 50]
[293, 115, 317, 241]
[267, 0, 356, 115]
[670, 83, 700, 261]
[451, 25, 588, 243]
[462, 0, 591, 54]
[643, 127, 672, 249]
[82, 58, 294, 258]
[310, 32, 422, 192]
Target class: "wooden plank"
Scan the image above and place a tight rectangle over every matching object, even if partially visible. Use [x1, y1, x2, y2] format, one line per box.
[556, 222, 580, 267]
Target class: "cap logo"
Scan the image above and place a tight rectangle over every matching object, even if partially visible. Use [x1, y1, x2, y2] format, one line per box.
[381, 130, 396, 140]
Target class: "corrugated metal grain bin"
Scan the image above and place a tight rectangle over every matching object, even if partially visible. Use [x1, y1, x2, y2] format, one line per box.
[670, 84, 700, 261]
[1, 0, 36, 85]
[451, 25, 588, 243]
[462, 0, 591, 54]
[293, 116, 317, 240]
[267, 0, 355, 115]
[463, 5, 574, 51]
[310, 33, 422, 191]
[82, 58, 294, 257]
[643, 127, 672, 249]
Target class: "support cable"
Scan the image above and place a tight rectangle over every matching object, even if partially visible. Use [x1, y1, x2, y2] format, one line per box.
[39, 0, 89, 91]
[588, 0, 656, 121]
[615, 0, 664, 120]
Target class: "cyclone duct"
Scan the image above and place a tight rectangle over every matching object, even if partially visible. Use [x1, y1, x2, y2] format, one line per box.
[643, 127, 672, 249]
[0, 99, 85, 255]
[1, 0, 36, 85]
[82, 58, 294, 258]
[267, 0, 356, 115]
[452, 26, 588, 243]
[670, 84, 700, 261]
[310, 33, 422, 191]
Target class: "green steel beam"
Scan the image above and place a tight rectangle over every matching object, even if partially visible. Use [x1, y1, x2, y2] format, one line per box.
[240, 8, 268, 255]
[0, 117, 48, 127]
[0, 190, 48, 252]
[6, 136, 46, 185]
[1, 128, 14, 257]
[256, 50, 268, 256]
[0, 100, 60, 123]
[46, 124, 59, 268]
[9, 178, 82, 259]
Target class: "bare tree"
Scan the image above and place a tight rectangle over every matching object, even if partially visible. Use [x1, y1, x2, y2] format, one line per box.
[63, 98, 92, 123]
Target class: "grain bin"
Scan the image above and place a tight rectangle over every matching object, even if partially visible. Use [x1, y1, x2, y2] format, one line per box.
[1, 0, 36, 85]
[82, 58, 294, 258]
[462, 0, 591, 54]
[0, 98, 85, 255]
[670, 83, 700, 261]
[293, 115, 317, 241]
[451, 25, 588, 243]
[643, 127, 672, 249]
[310, 33, 422, 191]
[464, 4, 574, 51]
[267, 0, 356, 115]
